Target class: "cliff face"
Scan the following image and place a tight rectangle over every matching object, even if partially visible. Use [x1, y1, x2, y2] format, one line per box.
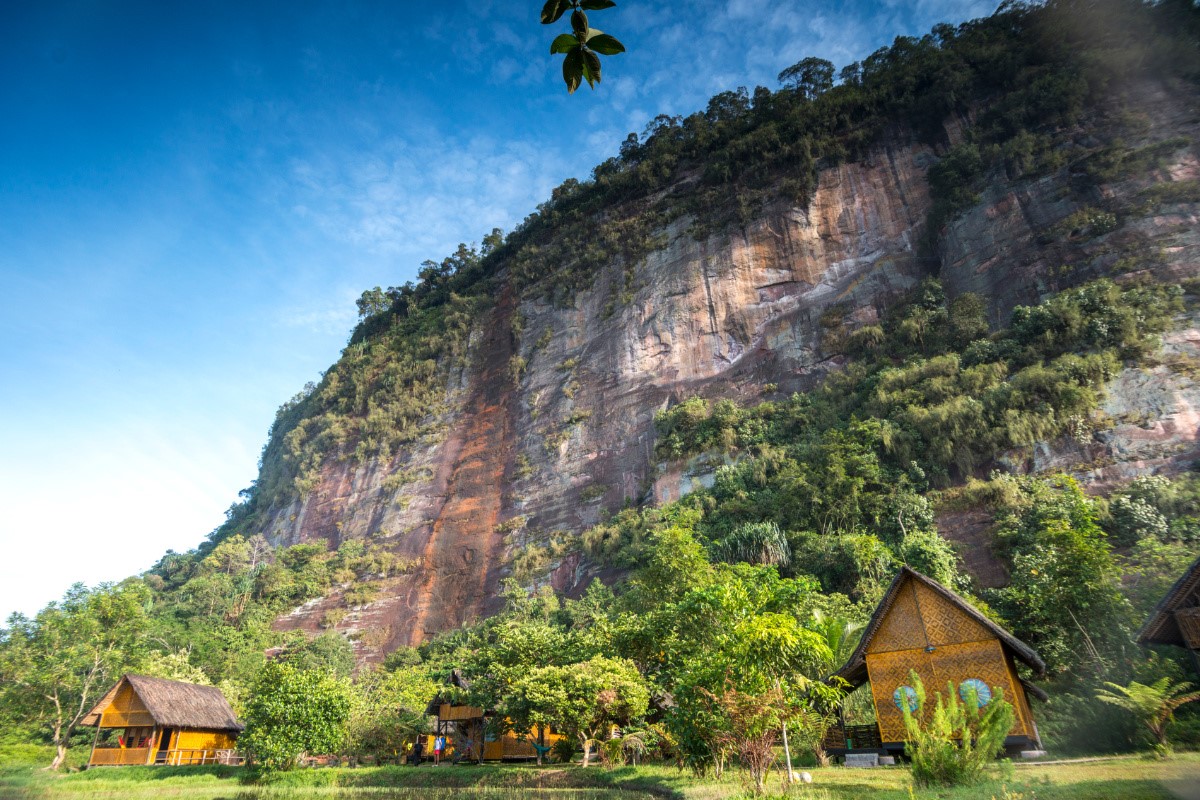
[265, 84, 1200, 660]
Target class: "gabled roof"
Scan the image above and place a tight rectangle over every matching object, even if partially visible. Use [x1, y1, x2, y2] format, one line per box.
[83, 674, 243, 732]
[1136, 554, 1200, 647]
[832, 566, 1046, 686]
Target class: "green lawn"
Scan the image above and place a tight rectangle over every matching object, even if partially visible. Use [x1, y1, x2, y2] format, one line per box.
[2, 751, 1198, 800]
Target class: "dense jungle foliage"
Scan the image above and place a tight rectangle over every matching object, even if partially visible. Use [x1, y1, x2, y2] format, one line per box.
[3, 0, 1200, 786]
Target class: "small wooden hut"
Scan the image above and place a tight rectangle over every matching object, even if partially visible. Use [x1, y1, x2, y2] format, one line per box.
[1136, 555, 1200, 674]
[827, 567, 1046, 757]
[83, 674, 243, 766]
[425, 669, 562, 761]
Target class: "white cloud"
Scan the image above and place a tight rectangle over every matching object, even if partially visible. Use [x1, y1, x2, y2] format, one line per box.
[286, 132, 575, 263]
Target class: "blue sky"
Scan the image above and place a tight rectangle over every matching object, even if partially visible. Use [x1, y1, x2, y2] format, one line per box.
[0, 0, 995, 621]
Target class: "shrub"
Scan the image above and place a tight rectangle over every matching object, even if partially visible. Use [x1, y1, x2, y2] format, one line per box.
[901, 671, 1015, 787]
[1095, 678, 1200, 757]
[241, 662, 352, 772]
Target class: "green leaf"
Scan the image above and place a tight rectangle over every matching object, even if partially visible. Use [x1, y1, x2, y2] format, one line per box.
[550, 33, 579, 54]
[585, 33, 625, 55]
[571, 9, 589, 36]
[540, 0, 570, 24]
[580, 0, 617, 9]
[563, 47, 584, 94]
[581, 47, 602, 87]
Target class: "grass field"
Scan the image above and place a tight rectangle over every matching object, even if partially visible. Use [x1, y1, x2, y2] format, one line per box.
[2, 749, 1198, 800]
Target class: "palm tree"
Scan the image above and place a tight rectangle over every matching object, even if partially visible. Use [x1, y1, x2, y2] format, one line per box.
[712, 521, 791, 567]
[811, 609, 865, 674]
[1095, 678, 1200, 754]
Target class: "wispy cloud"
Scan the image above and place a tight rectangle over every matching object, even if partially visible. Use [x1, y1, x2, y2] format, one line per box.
[285, 134, 574, 262]
[277, 296, 359, 336]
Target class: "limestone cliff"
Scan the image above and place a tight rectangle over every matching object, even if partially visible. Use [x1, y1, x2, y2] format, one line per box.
[261, 79, 1199, 661]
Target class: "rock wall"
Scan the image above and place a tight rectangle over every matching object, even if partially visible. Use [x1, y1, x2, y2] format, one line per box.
[265, 84, 1200, 660]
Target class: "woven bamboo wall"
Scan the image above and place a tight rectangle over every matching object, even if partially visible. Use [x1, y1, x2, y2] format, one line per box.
[864, 575, 1034, 743]
[98, 683, 155, 728]
[913, 582, 991, 646]
[866, 648, 938, 742]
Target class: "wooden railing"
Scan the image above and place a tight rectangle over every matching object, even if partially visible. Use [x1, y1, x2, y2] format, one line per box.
[89, 748, 152, 766]
[164, 748, 244, 766]
[91, 747, 243, 767]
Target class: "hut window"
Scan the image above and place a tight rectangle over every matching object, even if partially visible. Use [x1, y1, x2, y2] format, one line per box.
[893, 685, 919, 712]
[958, 679, 992, 707]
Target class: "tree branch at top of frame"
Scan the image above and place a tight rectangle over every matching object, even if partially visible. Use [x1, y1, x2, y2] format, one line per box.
[541, 0, 626, 93]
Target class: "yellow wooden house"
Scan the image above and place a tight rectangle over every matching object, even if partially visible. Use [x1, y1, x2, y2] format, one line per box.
[83, 674, 243, 767]
[1137, 554, 1200, 674]
[828, 567, 1046, 757]
[424, 670, 564, 762]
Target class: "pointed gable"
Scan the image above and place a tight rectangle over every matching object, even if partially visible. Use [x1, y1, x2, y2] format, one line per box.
[1137, 555, 1200, 648]
[912, 579, 993, 647]
[867, 576, 924, 654]
[834, 566, 1045, 686]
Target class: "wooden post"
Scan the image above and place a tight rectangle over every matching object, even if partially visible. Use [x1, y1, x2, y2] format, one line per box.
[87, 723, 101, 768]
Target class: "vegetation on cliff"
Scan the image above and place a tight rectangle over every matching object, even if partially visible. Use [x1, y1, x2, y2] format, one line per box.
[222, 0, 1200, 530]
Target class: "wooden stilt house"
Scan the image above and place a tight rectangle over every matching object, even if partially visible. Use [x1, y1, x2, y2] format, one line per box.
[425, 670, 563, 761]
[826, 567, 1047, 757]
[83, 675, 243, 766]
[1136, 555, 1200, 674]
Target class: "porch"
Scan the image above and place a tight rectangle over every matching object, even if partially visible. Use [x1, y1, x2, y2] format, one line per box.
[87, 740, 244, 767]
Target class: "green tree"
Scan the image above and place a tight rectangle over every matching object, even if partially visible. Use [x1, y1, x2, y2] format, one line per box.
[140, 649, 211, 685]
[277, 632, 356, 678]
[240, 662, 352, 771]
[348, 665, 436, 763]
[0, 582, 149, 770]
[355, 287, 390, 319]
[1095, 678, 1200, 756]
[778, 57, 835, 100]
[506, 655, 649, 767]
[990, 475, 1134, 674]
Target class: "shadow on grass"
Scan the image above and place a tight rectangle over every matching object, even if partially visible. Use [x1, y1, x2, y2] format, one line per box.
[72, 765, 244, 782]
[261, 764, 686, 798]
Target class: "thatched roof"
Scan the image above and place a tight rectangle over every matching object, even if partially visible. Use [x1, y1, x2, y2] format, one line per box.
[83, 674, 243, 732]
[832, 566, 1046, 687]
[1137, 554, 1200, 647]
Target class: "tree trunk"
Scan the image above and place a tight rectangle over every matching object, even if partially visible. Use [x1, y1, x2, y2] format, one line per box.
[579, 734, 591, 767]
[781, 721, 795, 783]
[49, 742, 68, 771]
[47, 698, 66, 771]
